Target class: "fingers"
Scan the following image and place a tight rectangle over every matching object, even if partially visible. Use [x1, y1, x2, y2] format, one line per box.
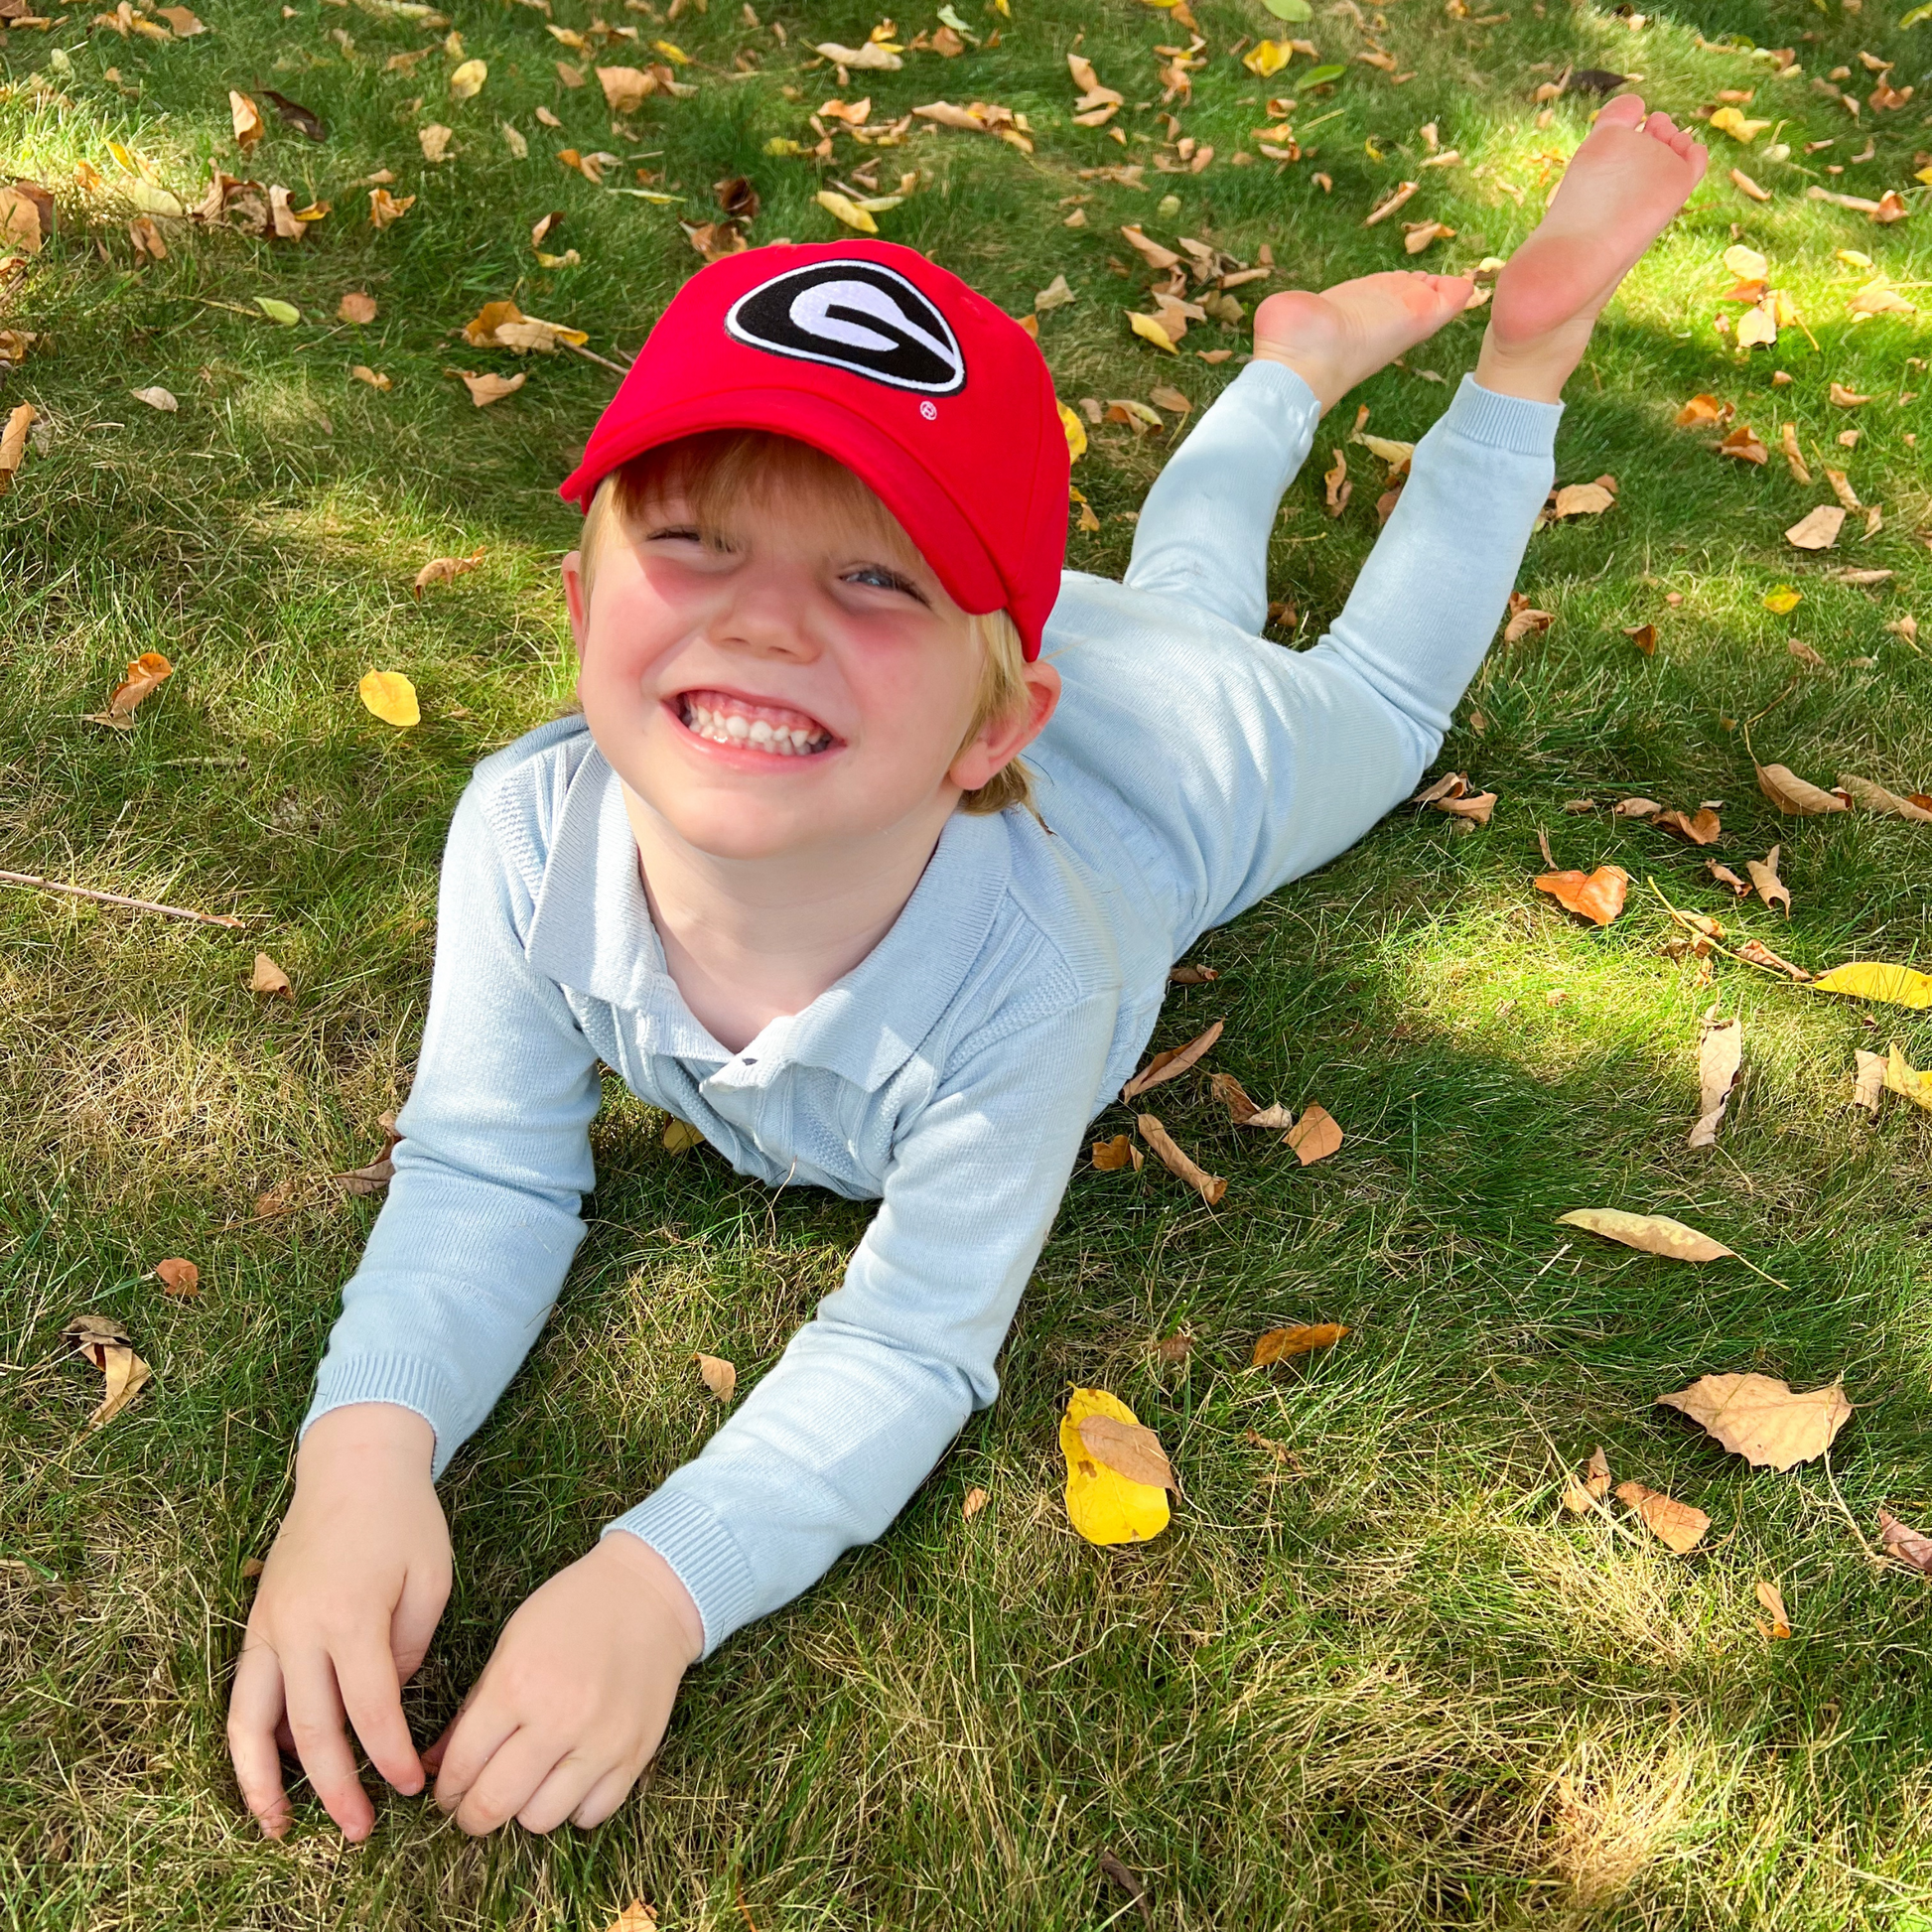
[570, 1763, 640, 1833]
[439, 1724, 569, 1837]
[334, 1630, 426, 1797]
[431, 1688, 520, 1823]
[420, 1682, 478, 1775]
[226, 1636, 294, 1840]
[281, 1652, 376, 1842]
[516, 1751, 612, 1836]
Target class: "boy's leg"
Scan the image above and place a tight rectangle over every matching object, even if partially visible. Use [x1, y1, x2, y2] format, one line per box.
[1121, 272, 1471, 635]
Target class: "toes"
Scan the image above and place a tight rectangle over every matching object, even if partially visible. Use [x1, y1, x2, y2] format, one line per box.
[1596, 92, 1645, 128]
[1640, 109, 1678, 142]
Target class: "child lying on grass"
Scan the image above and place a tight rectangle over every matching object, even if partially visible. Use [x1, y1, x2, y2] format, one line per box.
[228, 96, 1707, 1842]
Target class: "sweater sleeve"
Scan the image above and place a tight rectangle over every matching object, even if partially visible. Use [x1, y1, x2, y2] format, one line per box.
[297, 781, 604, 1475]
[599, 989, 1116, 1661]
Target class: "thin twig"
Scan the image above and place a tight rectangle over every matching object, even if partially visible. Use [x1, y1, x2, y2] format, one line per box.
[0, 869, 244, 929]
[733, 1875, 759, 1932]
[1824, 1448, 1888, 1574]
[562, 338, 630, 377]
[1644, 876, 1808, 987]
[159, 754, 248, 768]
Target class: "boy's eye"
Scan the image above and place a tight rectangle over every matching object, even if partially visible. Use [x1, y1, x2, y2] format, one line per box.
[843, 562, 928, 603]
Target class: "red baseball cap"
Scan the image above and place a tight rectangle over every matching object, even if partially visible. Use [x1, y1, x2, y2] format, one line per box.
[558, 240, 1069, 659]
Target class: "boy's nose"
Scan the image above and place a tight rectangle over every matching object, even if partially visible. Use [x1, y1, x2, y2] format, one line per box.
[708, 571, 820, 661]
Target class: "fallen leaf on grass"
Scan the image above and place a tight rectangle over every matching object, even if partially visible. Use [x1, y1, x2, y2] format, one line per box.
[1128, 310, 1177, 354]
[1253, 1322, 1347, 1365]
[1718, 423, 1769, 464]
[1535, 866, 1629, 926]
[662, 1118, 704, 1154]
[413, 549, 483, 597]
[1625, 623, 1657, 655]
[1208, 1071, 1293, 1129]
[1503, 592, 1554, 641]
[358, 669, 420, 727]
[1285, 1103, 1342, 1165]
[1654, 807, 1721, 845]
[1122, 1020, 1222, 1099]
[1657, 1373, 1852, 1470]
[1322, 447, 1351, 516]
[1879, 1509, 1932, 1575]
[1811, 961, 1932, 1008]
[1062, 1387, 1171, 1545]
[230, 88, 264, 152]
[130, 384, 178, 412]
[692, 1351, 736, 1401]
[1762, 585, 1803, 615]
[1736, 937, 1811, 981]
[351, 365, 392, 390]
[1169, 963, 1217, 984]
[0, 402, 37, 494]
[1884, 1043, 1932, 1112]
[449, 57, 486, 98]
[1078, 1414, 1177, 1491]
[1853, 1048, 1887, 1117]
[248, 952, 293, 1000]
[1551, 481, 1615, 518]
[1153, 1331, 1193, 1364]
[62, 1313, 153, 1429]
[153, 1258, 200, 1297]
[961, 1486, 988, 1519]
[1840, 773, 1932, 824]
[337, 290, 377, 324]
[82, 651, 173, 729]
[1707, 861, 1750, 897]
[1757, 763, 1849, 814]
[418, 124, 453, 164]
[1091, 1133, 1145, 1172]
[1688, 1013, 1741, 1149]
[128, 214, 168, 262]
[460, 370, 524, 406]
[1785, 504, 1846, 550]
[1756, 1578, 1791, 1639]
[1559, 1208, 1735, 1262]
[1747, 846, 1791, 912]
[1614, 1480, 1711, 1554]
[1562, 1446, 1612, 1514]
[1137, 1114, 1225, 1205]
[1675, 392, 1734, 428]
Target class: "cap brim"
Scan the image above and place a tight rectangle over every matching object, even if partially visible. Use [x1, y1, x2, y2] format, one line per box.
[558, 386, 1010, 622]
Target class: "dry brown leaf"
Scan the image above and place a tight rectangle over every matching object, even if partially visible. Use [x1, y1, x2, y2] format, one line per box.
[1675, 393, 1733, 427]
[368, 187, 416, 228]
[1535, 866, 1629, 926]
[1323, 447, 1351, 516]
[1688, 1013, 1742, 1149]
[247, 952, 292, 1000]
[1614, 1480, 1712, 1554]
[1839, 773, 1932, 824]
[460, 370, 525, 406]
[63, 1313, 154, 1429]
[962, 1485, 988, 1519]
[1717, 423, 1769, 464]
[1561, 1445, 1612, 1514]
[1208, 1071, 1292, 1129]
[1119, 223, 1180, 270]
[1611, 797, 1662, 820]
[82, 650, 175, 729]
[1168, 963, 1217, 984]
[1503, 592, 1554, 642]
[337, 290, 377, 324]
[153, 1257, 200, 1297]
[128, 214, 168, 261]
[1077, 1414, 1177, 1491]
[1853, 1047, 1887, 1117]
[1830, 380, 1871, 407]
[1653, 807, 1722, 846]
[413, 548, 484, 597]
[0, 402, 36, 496]
[1284, 1102, 1342, 1166]
[1559, 1208, 1735, 1262]
[1757, 763, 1849, 814]
[662, 1118, 703, 1154]
[1252, 1322, 1347, 1365]
[692, 1351, 736, 1401]
[1091, 1133, 1144, 1172]
[1153, 1331, 1193, 1364]
[1551, 481, 1614, 518]
[1785, 503, 1846, 550]
[1779, 421, 1811, 483]
[1755, 1577, 1791, 1639]
[1706, 861, 1750, 897]
[1735, 936, 1811, 981]
[351, 365, 392, 391]
[1136, 1113, 1226, 1206]
[1878, 1508, 1932, 1575]
[1121, 1019, 1223, 1100]
[1747, 845, 1791, 912]
[230, 88, 265, 152]
[1625, 622, 1657, 655]
[1657, 1373, 1853, 1470]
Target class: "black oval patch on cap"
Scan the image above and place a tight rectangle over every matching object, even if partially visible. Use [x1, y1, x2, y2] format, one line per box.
[724, 259, 966, 395]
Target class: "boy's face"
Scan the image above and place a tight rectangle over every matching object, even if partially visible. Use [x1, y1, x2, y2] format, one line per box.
[562, 474, 1056, 865]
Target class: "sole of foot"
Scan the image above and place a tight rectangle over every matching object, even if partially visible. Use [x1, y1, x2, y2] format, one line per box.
[1489, 95, 1709, 351]
[1251, 269, 1474, 414]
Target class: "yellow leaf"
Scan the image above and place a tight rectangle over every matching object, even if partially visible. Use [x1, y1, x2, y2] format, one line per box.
[1058, 399, 1088, 462]
[1812, 961, 1932, 1008]
[1243, 38, 1293, 75]
[1252, 1322, 1348, 1365]
[815, 190, 879, 233]
[1886, 1043, 1932, 1111]
[1761, 585, 1802, 614]
[1558, 1208, 1735, 1262]
[1061, 1387, 1171, 1546]
[652, 38, 689, 62]
[1723, 242, 1768, 280]
[691, 1350, 736, 1399]
[1128, 310, 1178, 353]
[1657, 1373, 1853, 1471]
[358, 669, 420, 727]
[449, 58, 487, 97]
[663, 1117, 704, 1153]
[1709, 104, 1771, 142]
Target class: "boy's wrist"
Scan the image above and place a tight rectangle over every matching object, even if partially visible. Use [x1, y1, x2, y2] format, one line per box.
[592, 1529, 706, 1668]
[298, 1402, 437, 1478]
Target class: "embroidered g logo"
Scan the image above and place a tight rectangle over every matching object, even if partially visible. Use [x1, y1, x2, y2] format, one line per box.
[725, 260, 966, 395]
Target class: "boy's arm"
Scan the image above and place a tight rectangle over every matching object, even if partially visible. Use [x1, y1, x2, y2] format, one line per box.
[597, 989, 1117, 1660]
[299, 781, 604, 1471]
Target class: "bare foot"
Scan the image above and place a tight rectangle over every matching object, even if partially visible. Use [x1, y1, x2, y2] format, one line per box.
[1251, 269, 1474, 413]
[1477, 95, 1708, 401]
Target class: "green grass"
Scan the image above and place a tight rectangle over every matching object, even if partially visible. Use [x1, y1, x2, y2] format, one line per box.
[4, 0, 1932, 1923]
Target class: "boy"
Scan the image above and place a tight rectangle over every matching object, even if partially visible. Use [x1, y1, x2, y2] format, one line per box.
[229, 98, 1705, 1843]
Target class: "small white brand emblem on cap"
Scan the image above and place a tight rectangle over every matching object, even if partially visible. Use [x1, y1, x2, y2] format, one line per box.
[919, 399, 937, 420]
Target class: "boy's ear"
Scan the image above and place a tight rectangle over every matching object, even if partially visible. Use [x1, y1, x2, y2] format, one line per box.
[948, 659, 1061, 795]
[561, 548, 590, 658]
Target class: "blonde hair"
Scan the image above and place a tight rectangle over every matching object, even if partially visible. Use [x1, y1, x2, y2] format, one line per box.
[578, 430, 1035, 814]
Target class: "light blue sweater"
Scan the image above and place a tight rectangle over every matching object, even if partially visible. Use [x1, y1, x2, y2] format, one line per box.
[299, 362, 1562, 1659]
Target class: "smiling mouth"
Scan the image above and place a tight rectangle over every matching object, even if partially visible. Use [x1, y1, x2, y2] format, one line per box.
[675, 689, 839, 758]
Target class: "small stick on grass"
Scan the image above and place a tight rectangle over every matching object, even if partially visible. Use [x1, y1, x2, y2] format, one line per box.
[561, 338, 630, 377]
[0, 869, 245, 929]
[159, 755, 249, 768]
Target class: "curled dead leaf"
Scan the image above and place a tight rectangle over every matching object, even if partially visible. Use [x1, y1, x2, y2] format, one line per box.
[1653, 807, 1722, 846]
[1879, 1508, 1932, 1575]
[83, 651, 174, 729]
[247, 952, 293, 1000]
[1688, 1013, 1741, 1149]
[153, 1258, 200, 1297]
[1077, 1414, 1177, 1491]
[1614, 1480, 1711, 1554]
[1121, 1020, 1222, 1100]
[1136, 1114, 1225, 1206]
[1535, 866, 1629, 926]
[1747, 845, 1791, 913]
[962, 1486, 988, 1519]
[692, 1351, 736, 1401]
[1252, 1322, 1347, 1366]
[413, 548, 484, 598]
[62, 1313, 154, 1429]
[1091, 1133, 1144, 1172]
[1757, 763, 1849, 815]
[1756, 1577, 1791, 1640]
[1561, 1445, 1612, 1514]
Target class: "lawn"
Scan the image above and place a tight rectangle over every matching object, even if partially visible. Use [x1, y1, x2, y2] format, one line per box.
[4, 0, 1932, 1922]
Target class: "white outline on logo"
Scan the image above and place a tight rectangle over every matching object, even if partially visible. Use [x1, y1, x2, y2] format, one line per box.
[723, 260, 967, 395]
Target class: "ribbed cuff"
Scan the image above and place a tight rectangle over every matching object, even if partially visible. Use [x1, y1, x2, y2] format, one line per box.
[300, 1353, 461, 1477]
[601, 1487, 759, 1663]
[1226, 353, 1323, 425]
[1441, 371, 1565, 455]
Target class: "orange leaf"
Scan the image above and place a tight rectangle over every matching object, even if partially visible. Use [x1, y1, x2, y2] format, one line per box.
[1252, 1322, 1348, 1365]
[1535, 866, 1629, 926]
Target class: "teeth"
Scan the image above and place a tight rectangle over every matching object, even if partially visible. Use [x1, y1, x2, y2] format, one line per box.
[680, 697, 831, 756]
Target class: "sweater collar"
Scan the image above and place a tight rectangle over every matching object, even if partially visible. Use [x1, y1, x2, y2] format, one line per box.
[522, 742, 1013, 1091]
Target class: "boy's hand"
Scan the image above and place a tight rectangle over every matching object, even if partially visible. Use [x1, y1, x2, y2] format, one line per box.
[420, 1531, 703, 1836]
[227, 1403, 450, 1843]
